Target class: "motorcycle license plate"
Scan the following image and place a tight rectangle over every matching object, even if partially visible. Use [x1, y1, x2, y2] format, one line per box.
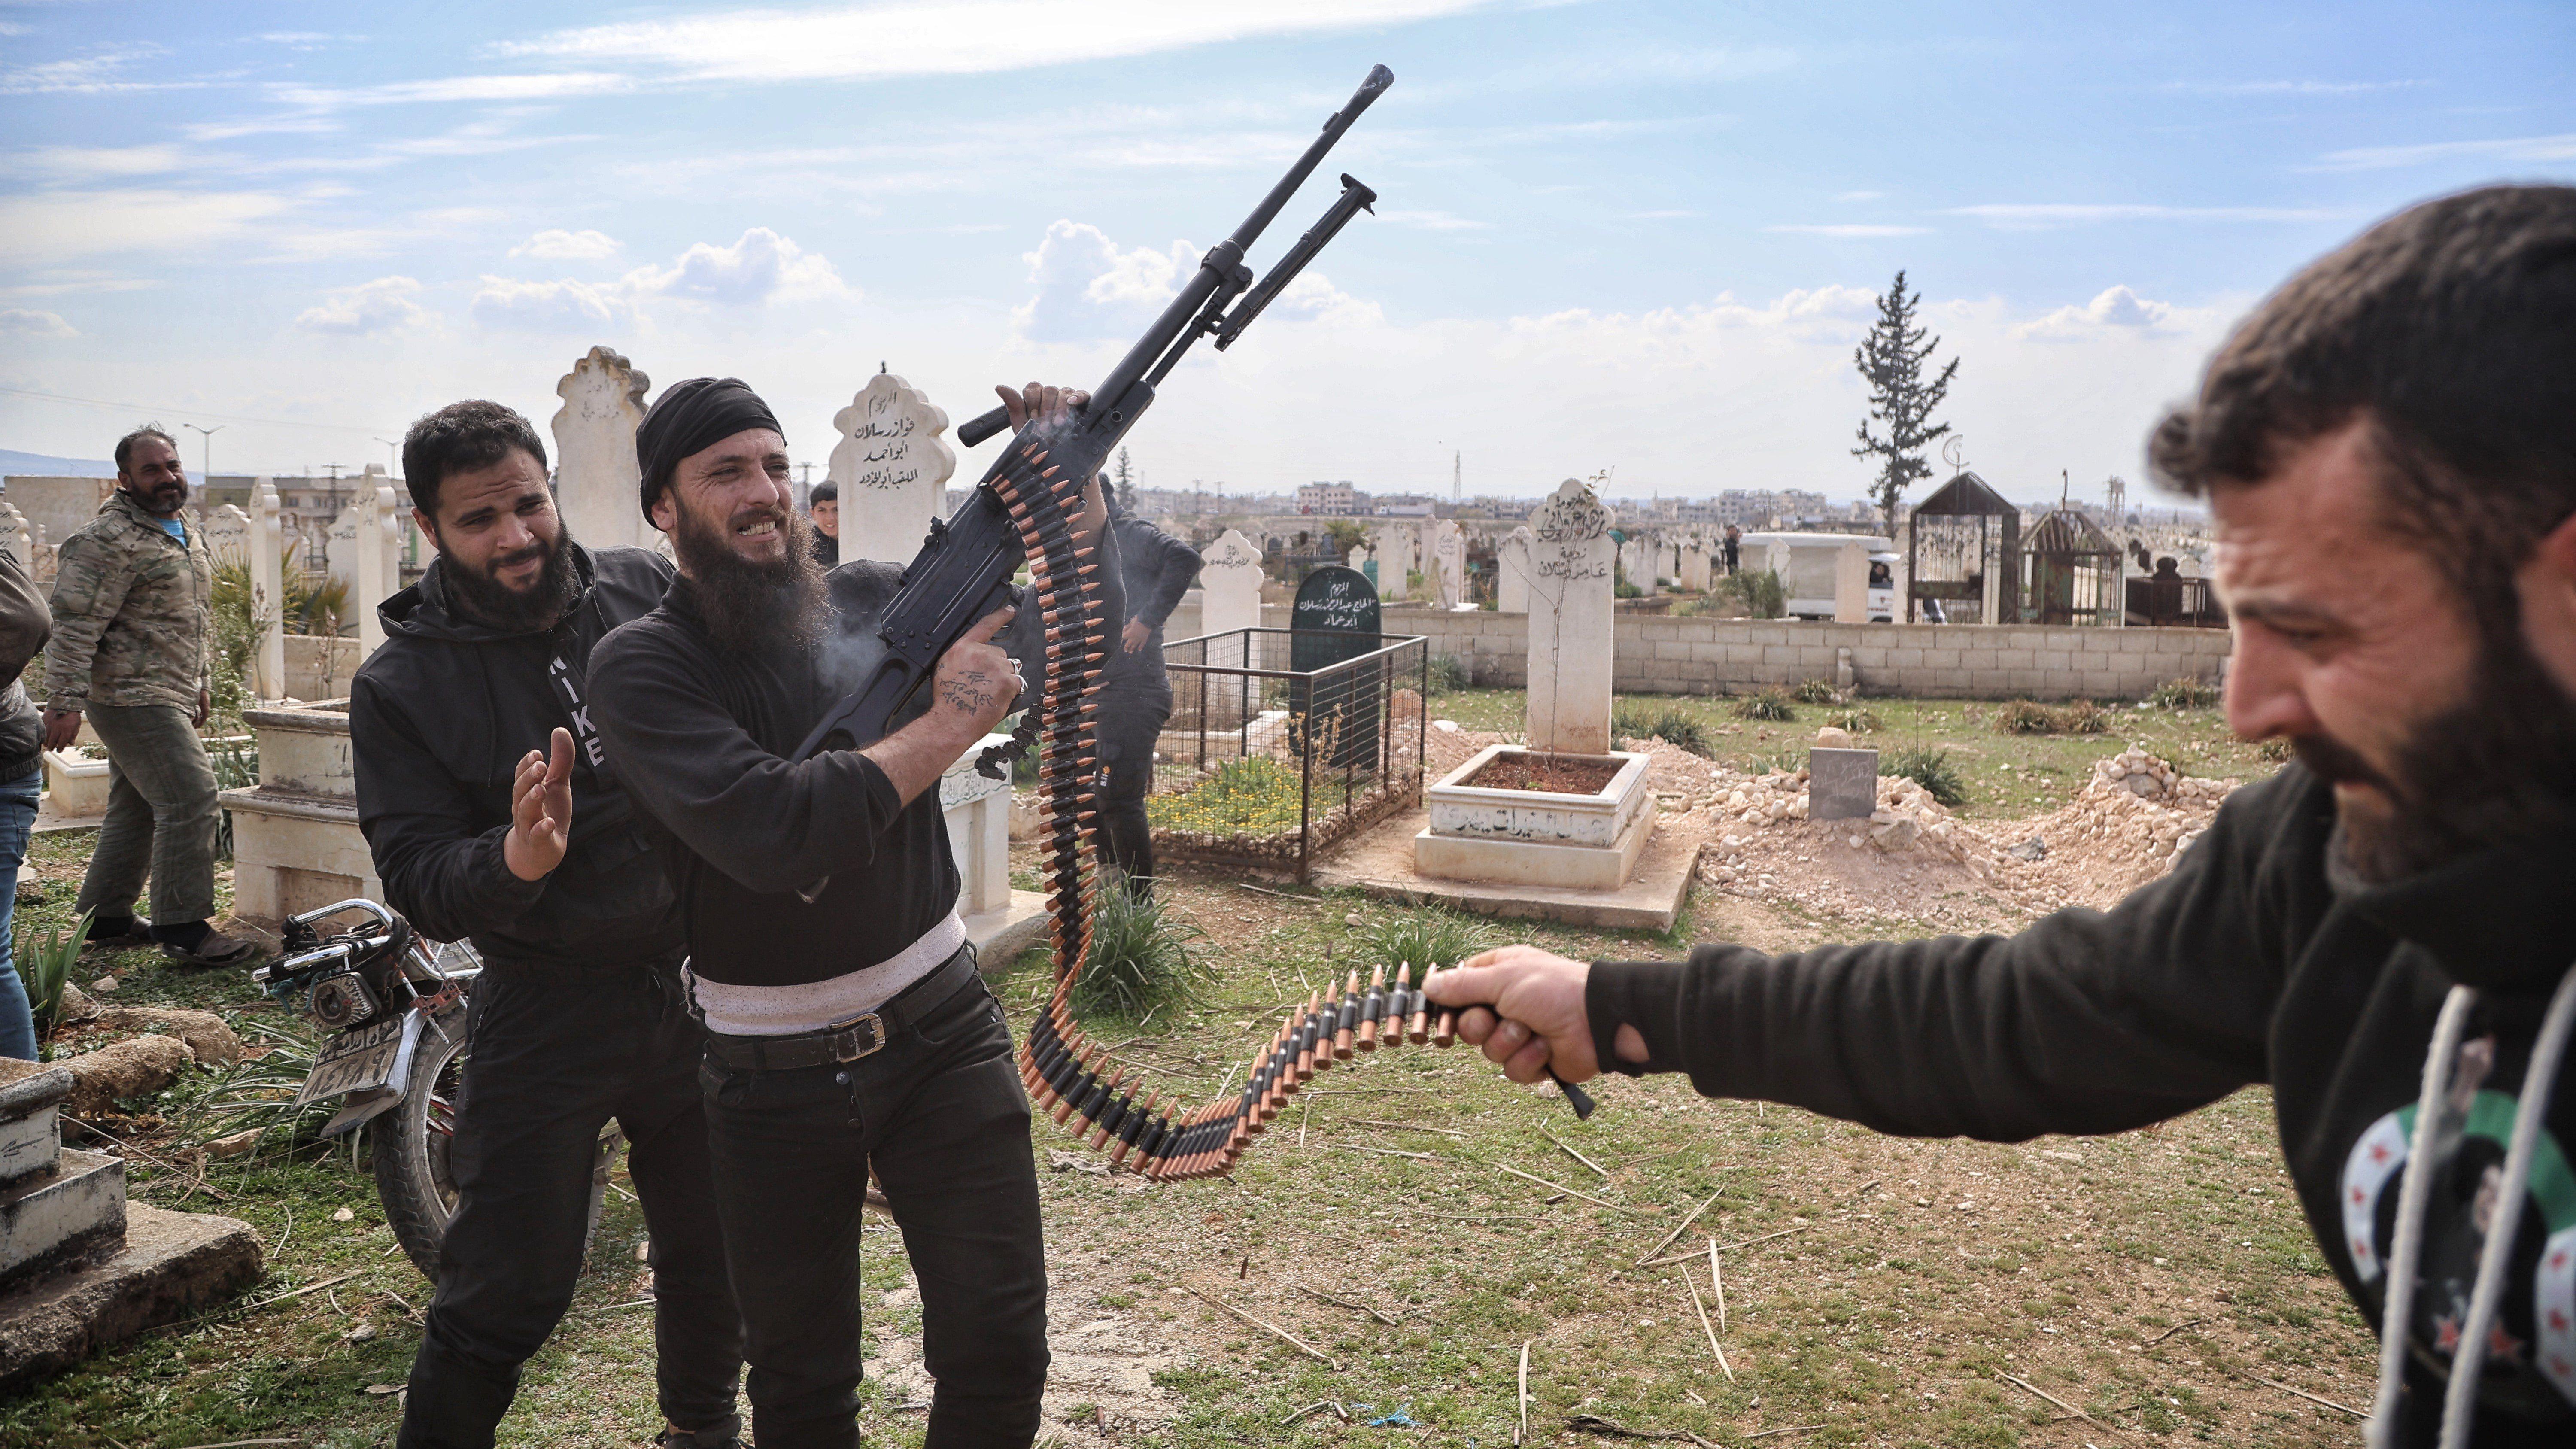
[298, 1014, 407, 1106]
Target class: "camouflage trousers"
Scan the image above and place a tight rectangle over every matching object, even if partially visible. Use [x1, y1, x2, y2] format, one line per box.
[76, 701, 217, 927]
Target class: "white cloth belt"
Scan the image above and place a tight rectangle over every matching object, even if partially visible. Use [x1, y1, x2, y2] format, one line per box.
[689, 911, 968, 1037]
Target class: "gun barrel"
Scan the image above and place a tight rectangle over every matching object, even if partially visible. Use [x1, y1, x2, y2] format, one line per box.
[954, 64, 1393, 449]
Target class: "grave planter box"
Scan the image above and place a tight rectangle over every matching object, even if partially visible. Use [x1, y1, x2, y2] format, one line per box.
[41, 746, 111, 820]
[1414, 744, 1654, 890]
[220, 700, 382, 925]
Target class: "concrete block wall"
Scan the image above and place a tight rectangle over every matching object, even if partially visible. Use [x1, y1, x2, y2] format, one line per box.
[1157, 602, 2230, 701]
[282, 634, 361, 702]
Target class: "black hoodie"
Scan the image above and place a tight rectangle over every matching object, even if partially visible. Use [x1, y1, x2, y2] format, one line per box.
[350, 543, 684, 969]
[1586, 763, 2576, 1442]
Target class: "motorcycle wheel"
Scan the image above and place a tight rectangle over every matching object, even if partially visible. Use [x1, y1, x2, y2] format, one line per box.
[374, 1006, 623, 1279]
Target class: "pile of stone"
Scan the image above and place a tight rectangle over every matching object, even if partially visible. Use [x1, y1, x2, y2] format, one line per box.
[2018, 747, 2242, 906]
[2089, 744, 2234, 809]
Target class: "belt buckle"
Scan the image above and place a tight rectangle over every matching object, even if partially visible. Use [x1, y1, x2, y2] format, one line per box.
[828, 1011, 886, 1062]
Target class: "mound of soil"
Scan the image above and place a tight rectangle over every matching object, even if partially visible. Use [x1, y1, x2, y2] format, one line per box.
[1461, 752, 1621, 794]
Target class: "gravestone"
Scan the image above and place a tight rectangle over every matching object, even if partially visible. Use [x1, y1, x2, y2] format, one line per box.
[354, 486, 399, 656]
[1373, 525, 1415, 600]
[1429, 520, 1464, 608]
[551, 346, 652, 553]
[1619, 534, 1658, 596]
[1288, 565, 1384, 770]
[1496, 526, 1533, 613]
[829, 372, 955, 565]
[1809, 747, 1880, 822]
[1525, 480, 1616, 754]
[1197, 529, 1261, 730]
[1833, 541, 1871, 624]
[1677, 537, 1711, 592]
[195, 504, 250, 568]
[249, 481, 285, 699]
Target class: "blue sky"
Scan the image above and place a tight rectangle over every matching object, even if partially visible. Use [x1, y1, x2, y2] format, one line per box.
[3, 0, 2570, 506]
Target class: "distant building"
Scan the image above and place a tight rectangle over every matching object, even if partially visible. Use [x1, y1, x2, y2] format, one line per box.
[1297, 480, 1361, 515]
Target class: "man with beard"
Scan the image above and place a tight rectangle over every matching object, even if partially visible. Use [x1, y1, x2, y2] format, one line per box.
[43, 426, 256, 966]
[350, 400, 743, 1449]
[1425, 185, 2576, 1445]
[589, 377, 1093, 1449]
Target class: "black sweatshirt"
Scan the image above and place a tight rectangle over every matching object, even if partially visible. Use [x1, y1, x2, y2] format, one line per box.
[586, 562, 1043, 988]
[1099, 508, 1199, 700]
[1587, 763, 2576, 1440]
[350, 544, 683, 969]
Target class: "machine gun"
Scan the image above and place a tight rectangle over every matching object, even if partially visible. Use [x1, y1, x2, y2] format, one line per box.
[791, 63, 1393, 769]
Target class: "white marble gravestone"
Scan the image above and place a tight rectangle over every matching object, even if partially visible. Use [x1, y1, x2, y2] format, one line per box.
[1618, 534, 1658, 596]
[551, 346, 652, 554]
[1525, 480, 1616, 754]
[1429, 520, 1464, 608]
[829, 372, 955, 565]
[354, 486, 400, 655]
[1496, 526, 1533, 613]
[0, 501, 35, 572]
[1198, 529, 1262, 664]
[1373, 525, 1415, 600]
[1833, 541, 1871, 624]
[1676, 537, 1709, 592]
[250, 481, 285, 700]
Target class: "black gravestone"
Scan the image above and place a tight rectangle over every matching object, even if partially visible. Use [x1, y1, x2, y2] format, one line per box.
[1289, 566, 1384, 770]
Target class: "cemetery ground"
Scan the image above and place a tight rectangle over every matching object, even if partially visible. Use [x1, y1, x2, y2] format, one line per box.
[0, 695, 2379, 1449]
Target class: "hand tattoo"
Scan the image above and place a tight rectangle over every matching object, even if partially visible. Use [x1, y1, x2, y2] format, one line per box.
[942, 669, 995, 715]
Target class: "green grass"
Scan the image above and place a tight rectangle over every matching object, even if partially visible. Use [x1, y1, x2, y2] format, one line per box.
[1887, 743, 1972, 808]
[1729, 687, 1797, 723]
[1068, 882, 1213, 1024]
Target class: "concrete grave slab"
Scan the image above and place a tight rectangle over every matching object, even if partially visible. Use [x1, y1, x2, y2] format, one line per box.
[0, 1203, 262, 1389]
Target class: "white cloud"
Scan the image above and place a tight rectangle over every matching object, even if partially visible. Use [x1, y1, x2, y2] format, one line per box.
[267, 72, 634, 109]
[499, 0, 1504, 83]
[512, 228, 620, 261]
[0, 308, 77, 337]
[2312, 133, 2576, 171]
[470, 275, 630, 331]
[0, 44, 194, 96]
[2011, 285, 2185, 340]
[0, 187, 296, 267]
[1834, 190, 1884, 203]
[295, 276, 433, 336]
[1767, 224, 1929, 237]
[0, 144, 189, 179]
[1012, 220, 1194, 343]
[623, 227, 850, 305]
[1946, 203, 2341, 229]
[1375, 209, 1490, 231]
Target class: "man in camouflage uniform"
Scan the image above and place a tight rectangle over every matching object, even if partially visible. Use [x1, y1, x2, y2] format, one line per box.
[42, 427, 256, 966]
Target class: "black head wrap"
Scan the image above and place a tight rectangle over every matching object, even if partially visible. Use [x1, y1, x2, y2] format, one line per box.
[635, 376, 784, 523]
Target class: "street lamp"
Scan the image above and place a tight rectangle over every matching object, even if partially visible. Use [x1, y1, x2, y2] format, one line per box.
[374, 438, 401, 477]
[183, 423, 224, 478]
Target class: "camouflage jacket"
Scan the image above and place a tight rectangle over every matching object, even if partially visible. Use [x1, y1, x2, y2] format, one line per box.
[43, 489, 212, 711]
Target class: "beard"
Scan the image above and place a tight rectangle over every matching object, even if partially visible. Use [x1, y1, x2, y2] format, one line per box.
[671, 496, 826, 656]
[437, 523, 581, 633]
[125, 478, 189, 514]
[2312, 627, 2576, 883]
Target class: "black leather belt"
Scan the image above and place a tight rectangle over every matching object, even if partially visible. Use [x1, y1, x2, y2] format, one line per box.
[701, 946, 979, 1072]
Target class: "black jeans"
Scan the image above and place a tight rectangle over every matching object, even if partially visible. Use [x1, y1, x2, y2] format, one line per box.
[401, 960, 743, 1449]
[700, 961, 1048, 1449]
[1094, 690, 1169, 899]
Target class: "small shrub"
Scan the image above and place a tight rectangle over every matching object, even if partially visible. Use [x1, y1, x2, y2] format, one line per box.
[172, 1016, 338, 1152]
[2147, 676, 2222, 710]
[1717, 568, 1787, 619]
[2259, 736, 2293, 763]
[1613, 703, 1711, 757]
[1614, 579, 1642, 600]
[2058, 698, 2111, 735]
[1070, 885, 1212, 1021]
[1357, 906, 1496, 976]
[1425, 653, 1470, 696]
[1792, 678, 1838, 704]
[1990, 699, 2061, 735]
[18, 910, 92, 1057]
[1731, 687, 1797, 722]
[1888, 744, 1970, 808]
[1824, 706, 1882, 734]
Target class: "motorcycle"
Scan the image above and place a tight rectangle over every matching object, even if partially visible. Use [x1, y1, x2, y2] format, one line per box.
[251, 899, 620, 1277]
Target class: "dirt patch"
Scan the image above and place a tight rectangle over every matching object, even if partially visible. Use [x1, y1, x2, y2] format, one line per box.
[1461, 752, 1621, 794]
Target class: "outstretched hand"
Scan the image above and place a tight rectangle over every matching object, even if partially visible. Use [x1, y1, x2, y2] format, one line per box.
[996, 381, 1091, 434]
[1424, 945, 1649, 1085]
[503, 727, 576, 882]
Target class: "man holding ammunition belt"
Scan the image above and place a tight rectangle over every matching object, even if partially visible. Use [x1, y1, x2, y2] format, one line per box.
[590, 377, 1102, 1449]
